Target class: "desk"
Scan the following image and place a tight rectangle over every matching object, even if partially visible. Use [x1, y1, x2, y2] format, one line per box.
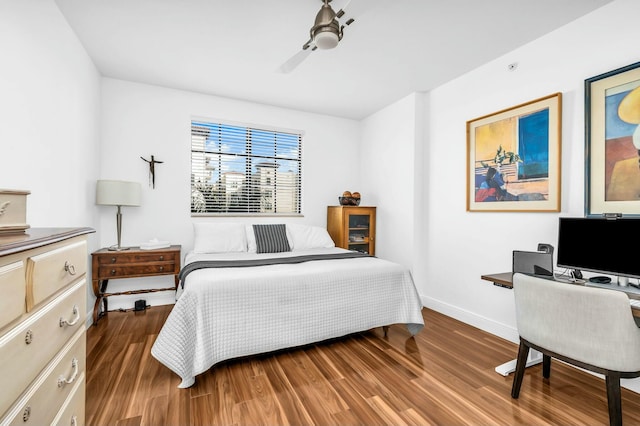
[481, 272, 640, 318]
[481, 272, 513, 288]
[481, 271, 640, 376]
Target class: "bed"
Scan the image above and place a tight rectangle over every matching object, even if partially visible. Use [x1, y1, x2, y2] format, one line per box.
[151, 223, 425, 388]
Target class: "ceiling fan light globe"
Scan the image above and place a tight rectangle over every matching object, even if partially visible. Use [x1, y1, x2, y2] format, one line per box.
[314, 30, 339, 49]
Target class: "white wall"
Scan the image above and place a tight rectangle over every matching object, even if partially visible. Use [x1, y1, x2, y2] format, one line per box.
[0, 1, 100, 226]
[99, 78, 361, 308]
[0, 0, 101, 316]
[411, 0, 640, 391]
[360, 94, 420, 270]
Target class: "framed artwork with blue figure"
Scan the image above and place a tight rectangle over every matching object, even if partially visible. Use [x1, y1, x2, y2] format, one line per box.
[585, 61, 640, 216]
[466, 93, 562, 212]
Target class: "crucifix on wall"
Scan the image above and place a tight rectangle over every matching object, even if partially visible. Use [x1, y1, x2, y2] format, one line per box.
[140, 155, 163, 189]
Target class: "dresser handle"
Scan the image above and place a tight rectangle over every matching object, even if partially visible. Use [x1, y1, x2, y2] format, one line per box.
[57, 358, 79, 388]
[159, 255, 164, 261]
[111, 257, 116, 263]
[59, 305, 80, 327]
[110, 269, 116, 275]
[159, 266, 164, 272]
[24, 330, 33, 345]
[64, 261, 76, 276]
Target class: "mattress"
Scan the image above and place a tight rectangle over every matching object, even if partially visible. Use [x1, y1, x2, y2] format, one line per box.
[151, 247, 424, 388]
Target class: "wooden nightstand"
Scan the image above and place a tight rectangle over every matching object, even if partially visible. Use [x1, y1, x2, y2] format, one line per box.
[91, 245, 181, 325]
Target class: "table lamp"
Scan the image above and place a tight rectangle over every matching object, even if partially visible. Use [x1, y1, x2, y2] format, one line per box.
[96, 180, 141, 251]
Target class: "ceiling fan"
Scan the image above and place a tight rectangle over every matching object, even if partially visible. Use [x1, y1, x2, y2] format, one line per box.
[278, 0, 356, 73]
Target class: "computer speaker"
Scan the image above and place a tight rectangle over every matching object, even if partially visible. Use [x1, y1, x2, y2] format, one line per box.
[537, 243, 554, 256]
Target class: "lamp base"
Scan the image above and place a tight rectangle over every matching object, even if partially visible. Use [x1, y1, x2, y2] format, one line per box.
[108, 245, 132, 251]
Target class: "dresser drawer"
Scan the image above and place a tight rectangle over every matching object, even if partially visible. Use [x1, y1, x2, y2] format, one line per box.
[52, 373, 85, 426]
[0, 327, 85, 426]
[96, 251, 177, 265]
[0, 261, 26, 331]
[26, 240, 87, 311]
[0, 280, 85, 416]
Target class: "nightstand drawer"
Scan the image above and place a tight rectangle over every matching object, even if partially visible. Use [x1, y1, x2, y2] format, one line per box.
[96, 251, 177, 265]
[26, 239, 87, 310]
[0, 279, 85, 416]
[0, 261, 26, 331]
[99, 263, 176, 278]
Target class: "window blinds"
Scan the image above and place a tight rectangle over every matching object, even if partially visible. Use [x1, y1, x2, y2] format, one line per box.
[191, 120, 302, 215]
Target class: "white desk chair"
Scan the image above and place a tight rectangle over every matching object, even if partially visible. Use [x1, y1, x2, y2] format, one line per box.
[511, 272, 640, 426]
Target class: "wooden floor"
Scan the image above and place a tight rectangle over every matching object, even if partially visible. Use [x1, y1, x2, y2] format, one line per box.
[86, 305, 640, 425]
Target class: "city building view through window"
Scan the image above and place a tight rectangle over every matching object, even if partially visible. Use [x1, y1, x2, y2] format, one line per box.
[191, 120, 302, 214]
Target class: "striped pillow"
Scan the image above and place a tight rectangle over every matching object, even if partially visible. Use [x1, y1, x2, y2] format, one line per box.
[253, 224, 291, 254]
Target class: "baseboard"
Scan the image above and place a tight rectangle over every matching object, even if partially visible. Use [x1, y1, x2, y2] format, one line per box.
[101, 291, 176, 312]
[420, 294, 519, 343]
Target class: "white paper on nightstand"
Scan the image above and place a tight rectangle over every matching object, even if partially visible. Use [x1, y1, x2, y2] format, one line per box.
[140, 238, 170, 250]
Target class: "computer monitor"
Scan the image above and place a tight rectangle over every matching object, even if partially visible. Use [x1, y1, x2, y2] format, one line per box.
[557, 217, 640, 279]
[512, 250, 554, 277]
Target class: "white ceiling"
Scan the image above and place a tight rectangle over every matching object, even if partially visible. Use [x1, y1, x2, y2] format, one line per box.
[55, 0, 613, 120]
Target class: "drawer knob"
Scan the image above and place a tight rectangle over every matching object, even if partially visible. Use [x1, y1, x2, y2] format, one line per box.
[64, 261, 76, 276]
[58, 358, 79, 388]
[159, 255, 164, 260]
[159, 266, 164, 272]
[111, 257, 116, 263]
[110, 269, 116, 275]
[24, 330, 33, 345]
[59, 305, 80, 327]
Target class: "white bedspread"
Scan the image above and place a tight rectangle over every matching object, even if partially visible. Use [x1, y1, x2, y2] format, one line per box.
[151, 248, 424, 388]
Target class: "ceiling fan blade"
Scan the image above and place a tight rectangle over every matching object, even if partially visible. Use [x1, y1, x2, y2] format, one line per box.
[277, 42, 315, 74]
[336, 0, 382, 26]
[334, 0, 353, 19]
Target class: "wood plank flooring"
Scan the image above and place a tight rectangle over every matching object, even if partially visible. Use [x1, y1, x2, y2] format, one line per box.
[86, 305, 640, 425]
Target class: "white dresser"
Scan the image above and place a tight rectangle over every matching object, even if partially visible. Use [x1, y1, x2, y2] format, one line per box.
[0, 228, 93, 426]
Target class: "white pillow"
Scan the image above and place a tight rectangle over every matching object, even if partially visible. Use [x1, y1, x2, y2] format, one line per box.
[286, 224, 335, 250]
[193, 223, 247, 253]
[246, 224, 295, 253]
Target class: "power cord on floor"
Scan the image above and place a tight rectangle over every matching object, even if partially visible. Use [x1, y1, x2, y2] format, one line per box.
[114, 305, 150, 313]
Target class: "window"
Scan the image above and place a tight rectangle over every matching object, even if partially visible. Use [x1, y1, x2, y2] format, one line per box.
[191, 119, 302, 215]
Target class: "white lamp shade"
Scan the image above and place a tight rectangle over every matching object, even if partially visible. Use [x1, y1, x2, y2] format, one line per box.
[96, 180, 141, 206]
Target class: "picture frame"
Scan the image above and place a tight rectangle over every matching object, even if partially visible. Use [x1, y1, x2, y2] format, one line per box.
[466, 93, 562, 212]
[585, 61, 640, 217]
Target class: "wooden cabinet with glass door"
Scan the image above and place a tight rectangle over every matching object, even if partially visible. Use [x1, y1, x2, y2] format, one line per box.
[327, 206, 376, 255]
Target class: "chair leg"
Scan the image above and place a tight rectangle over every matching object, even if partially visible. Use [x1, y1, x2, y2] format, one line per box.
[511, 340, 530, 398]
[542, 354, 551, 379]
[605, 372, 622, 426]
